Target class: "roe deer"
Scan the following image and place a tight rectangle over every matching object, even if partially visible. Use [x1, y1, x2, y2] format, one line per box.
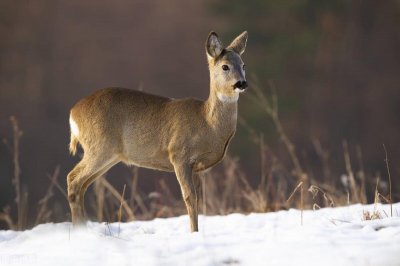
[67, 31, 248, 232]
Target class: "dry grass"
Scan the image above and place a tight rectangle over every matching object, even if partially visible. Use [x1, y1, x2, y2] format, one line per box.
[0, 81, 397, 230]
[383, 144, 393, 217]
[1, 116, 28, 230]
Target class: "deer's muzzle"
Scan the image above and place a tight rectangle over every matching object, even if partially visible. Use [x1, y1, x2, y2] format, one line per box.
[233, 80, 248, 92]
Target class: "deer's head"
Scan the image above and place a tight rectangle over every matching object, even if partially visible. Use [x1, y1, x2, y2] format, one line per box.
[206, 31, 248, 103]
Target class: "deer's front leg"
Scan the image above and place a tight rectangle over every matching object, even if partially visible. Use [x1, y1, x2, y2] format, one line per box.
[173, 162, 198, 232]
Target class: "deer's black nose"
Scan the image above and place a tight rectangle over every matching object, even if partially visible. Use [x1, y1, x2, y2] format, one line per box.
[233, 80, 248, 90]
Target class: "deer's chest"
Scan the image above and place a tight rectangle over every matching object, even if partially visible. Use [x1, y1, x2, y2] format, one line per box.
[192, 130, 235, 172]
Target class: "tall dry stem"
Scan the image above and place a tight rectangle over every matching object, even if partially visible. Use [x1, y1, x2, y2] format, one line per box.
[312, 139, 332, 184]
[286, 181, 304, 225]
[118, 184, 127, 236]
[356, 145, 367, 204]
[101, 178, 135, 221]
[35, 166, 60, 224]
[9, 116, 27, 230]
[342, 140, 359, 203]
[383, 144, 392, 217]
[0, 207, 15, 229]
[250, 79, 307, 184]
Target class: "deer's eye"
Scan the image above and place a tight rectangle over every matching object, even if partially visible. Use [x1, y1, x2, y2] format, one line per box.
[222, 65, 230, 71]
[243, 64, 246, 70]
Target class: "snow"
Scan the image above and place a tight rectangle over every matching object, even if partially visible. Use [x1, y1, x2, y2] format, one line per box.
[1, 203, 400, 266]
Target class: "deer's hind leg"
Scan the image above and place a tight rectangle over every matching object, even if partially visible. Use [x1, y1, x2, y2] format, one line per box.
[67, 153, 119, 225]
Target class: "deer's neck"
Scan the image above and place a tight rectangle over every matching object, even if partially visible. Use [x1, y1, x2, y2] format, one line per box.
[203, 87, 238, 135]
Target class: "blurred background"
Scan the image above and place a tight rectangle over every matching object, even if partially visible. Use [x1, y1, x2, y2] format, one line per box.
[1, 0, 399, 228]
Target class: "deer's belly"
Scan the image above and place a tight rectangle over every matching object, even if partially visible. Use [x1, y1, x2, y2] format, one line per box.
[121, 149, 174, 172]
[124, 158, 174, 172]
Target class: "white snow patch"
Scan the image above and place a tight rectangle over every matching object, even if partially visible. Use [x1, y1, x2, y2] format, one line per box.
[1, 203, 400, 266]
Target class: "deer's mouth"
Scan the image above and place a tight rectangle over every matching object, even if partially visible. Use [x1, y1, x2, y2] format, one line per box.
[234, 88, 246, 93]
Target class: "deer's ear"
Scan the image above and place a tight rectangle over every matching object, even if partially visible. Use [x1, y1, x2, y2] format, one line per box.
[206, 31, 223, 59]
[227, 31, 248, 55]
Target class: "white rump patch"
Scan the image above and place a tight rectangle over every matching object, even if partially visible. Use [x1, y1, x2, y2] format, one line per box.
[69, 116, 79, 137]
[217, 92, 239, 103]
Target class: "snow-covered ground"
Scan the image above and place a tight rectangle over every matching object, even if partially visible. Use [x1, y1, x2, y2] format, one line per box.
[0, 203, 399, 266]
